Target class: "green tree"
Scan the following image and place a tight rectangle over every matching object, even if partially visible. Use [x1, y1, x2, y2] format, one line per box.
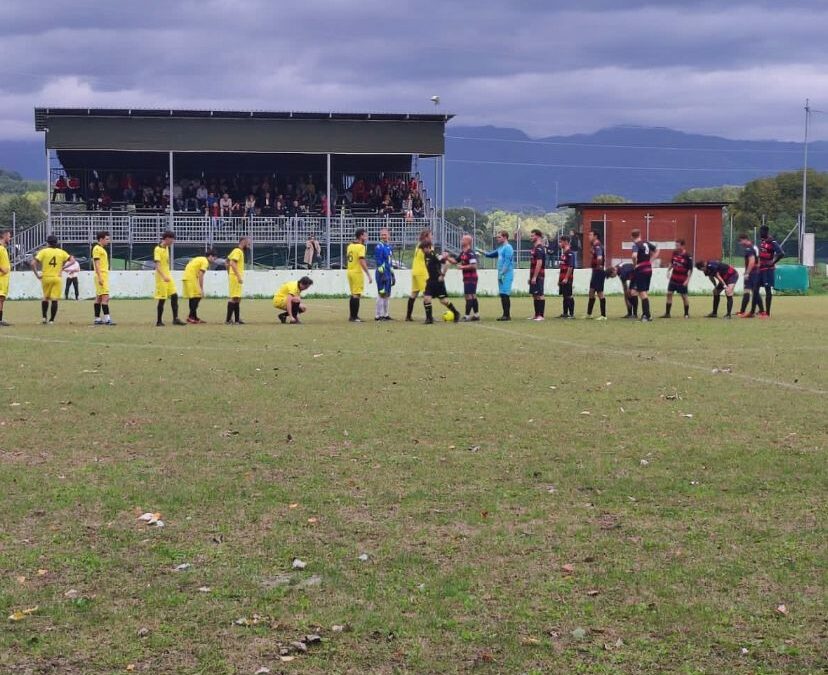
[673, 185, 743, 203]
[590, 193, 630, 204]
[0, 195, 46, 229]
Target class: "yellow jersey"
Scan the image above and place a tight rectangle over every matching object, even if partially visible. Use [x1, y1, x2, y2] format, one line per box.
[274, 280, 300, 306]
[154, 245, 171, 279]
[92, 244, 109, 273]
[183, 256, 210, 282]
[346, 242, 365, 273]
[35, 247, 70, 279]
[0, 244, 9, 274]
[227, 247, 245, 278]
[412, 246, 426, 276]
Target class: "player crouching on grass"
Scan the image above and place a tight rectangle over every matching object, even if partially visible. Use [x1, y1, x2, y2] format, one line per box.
[421, 241, 460, 324]
[183, 249, 217, 323]
[274, 276, 313, 324]
[696, 259, 738, 319]
[31, 235, 74, 324]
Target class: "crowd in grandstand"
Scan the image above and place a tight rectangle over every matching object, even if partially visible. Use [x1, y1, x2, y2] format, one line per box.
[52, 172, 425, 218]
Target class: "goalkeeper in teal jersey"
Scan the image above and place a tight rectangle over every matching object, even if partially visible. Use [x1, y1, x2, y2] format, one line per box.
[374, 228, 394, 320]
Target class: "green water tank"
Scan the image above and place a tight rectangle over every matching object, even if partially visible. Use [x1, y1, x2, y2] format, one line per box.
[774, 264, 809, 292]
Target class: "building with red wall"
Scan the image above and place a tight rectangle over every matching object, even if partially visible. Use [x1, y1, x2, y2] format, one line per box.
[559, 202, 728, 267]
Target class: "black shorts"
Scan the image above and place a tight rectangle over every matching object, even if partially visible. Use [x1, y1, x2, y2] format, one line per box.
[529, 278, 545, 296]
[463, 281, 478, 296]
[425, 280, 448, 298]
[558, 281, 573, 298]
[744, 273, 759, 291]
[632, 270, 652, 292]
[589, 269, 605, 293]
[667, 280, 688, 295]
[724, 271, 739, 286]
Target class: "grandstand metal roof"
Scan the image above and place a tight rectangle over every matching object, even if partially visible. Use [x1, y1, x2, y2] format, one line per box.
[559, 201, 732, 209]
[34, 108, 454, 156]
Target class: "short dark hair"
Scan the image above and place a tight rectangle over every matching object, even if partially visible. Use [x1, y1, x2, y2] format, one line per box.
[737, 233, 749, 241]
[420, 241, 432, 250]
[630, 228, 641, 239]
[695, 261, 705, 270]
[162, 230, 176, 240]
[96, 231, 110, 241]
[46, 235, 58, 246]
[354, 228, 366, 239]
[559, 235, 570, 243]
[298, 275, 313, 288]
[759, 225, 770, 238]
[498, 230, 510, 239]
[676, 238, 685, 246]
[205, 248, 217, 257]
[530, 228, 543, 238]
[605, 266, 617, 277]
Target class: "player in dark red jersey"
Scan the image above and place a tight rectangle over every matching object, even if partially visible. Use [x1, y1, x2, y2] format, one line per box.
[585, 231, 607, 320]
[736, 233, 765, 318]
[557, 235, 575, 318]
[630, 229, 656, 322]
[662, 239, 693, 318]
[606, 262, 635, 318]
[696, 260, 738, 318]
[757, 225, 784, 318]
[528, 228, 546, 320]
[450, 234, 480, 321]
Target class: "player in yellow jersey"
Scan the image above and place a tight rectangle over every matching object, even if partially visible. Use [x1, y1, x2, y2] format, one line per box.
[154, 230, 184, 326]
[183, 249, 217, 324]
[92, 231, 116, 326]
[0, 229, 11, 326]
[225, 236, 250, 325]
[346, 228, 372, 322]
[405, 228, 432, 320]
[273, 276, 314, 324]
[31, 235, 74, 324]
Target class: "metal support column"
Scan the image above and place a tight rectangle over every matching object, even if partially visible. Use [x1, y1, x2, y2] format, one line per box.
[441, 154, 446, 250]
[168, 152, 175, 234]
[326, 153, 331, 269]
[45, 146, 51, 235]
[434, 158, 439, 246]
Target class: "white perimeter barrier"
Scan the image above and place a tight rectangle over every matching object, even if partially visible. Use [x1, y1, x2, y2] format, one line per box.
[5, 268, 747, 300]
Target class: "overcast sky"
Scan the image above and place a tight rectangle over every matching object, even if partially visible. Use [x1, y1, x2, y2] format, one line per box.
[1, 0, 826, 142]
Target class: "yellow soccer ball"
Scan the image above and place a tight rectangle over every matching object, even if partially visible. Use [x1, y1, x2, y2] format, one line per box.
[442, 310, 455, 322]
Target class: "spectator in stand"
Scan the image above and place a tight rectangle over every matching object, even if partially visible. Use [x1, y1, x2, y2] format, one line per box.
[121, 174, 137, 202]
[274, 195, 286, 217]
[206, 191, 219, 217]
[173, 182, 183, 210]
[402, 193, 413, 222]
[86, 180, 101, 210]
[142, 184, 156, 208]
[162, 185, 171, 209]
[52, 175, 67, 202]
[320, 194, 330, 217]
[244, 193, 257, 218]
[412, 194, 424, 218]
[99, 192, 113, 210]
[380, 194, 394, 216]
[196, 182, 208, 210]
[105, 173, 119, 196]
[260, 190, 273, 214]
[66, 175, 81, 202]
[219, 192, 233, 219]
[304, 235, 321, 269]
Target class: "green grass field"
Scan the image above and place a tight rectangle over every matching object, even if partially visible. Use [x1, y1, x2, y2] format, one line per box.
[1, 296, 826, 674]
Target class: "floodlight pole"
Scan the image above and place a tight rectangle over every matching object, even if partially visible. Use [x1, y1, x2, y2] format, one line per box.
[45, 145, 51, 235]
[434, 158, 439, 247]
[326, 153, 331, 269]
[441, 153, 446, 250]
[800, 99, 810, 264]
[169, 151, 174, 234]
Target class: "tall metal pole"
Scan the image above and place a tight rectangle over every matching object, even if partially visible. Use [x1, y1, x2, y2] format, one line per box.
[729, 214, 734, 262]
[433, 157, 439, 246]
[326, 153, 331, 269]
[45, 145, 52, 235]
[441, 154, 446, 250]
[169, 151, 174, 234]
[800, 99, 810, 264]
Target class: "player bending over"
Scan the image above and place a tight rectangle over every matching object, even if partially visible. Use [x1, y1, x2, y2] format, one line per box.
[346, 228, 372, 322]
[585, 230, 606, 320]
[737, 233, 764, 318]
[274, 276, 313, 324]
[421, 241, 460, 324]
[374, 228, 394, 321]
[696, 260, 738, 319]
[31, 235, 74, 324]
[226, 236, 250, 325]
[557, 235, 575, 319]
[606, 262, 635, 318]
[662, 239, 692, 319]
[183, 249, 217, 323]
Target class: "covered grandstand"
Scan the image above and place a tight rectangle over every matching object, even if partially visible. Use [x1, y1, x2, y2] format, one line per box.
[22, 108, 458, 268]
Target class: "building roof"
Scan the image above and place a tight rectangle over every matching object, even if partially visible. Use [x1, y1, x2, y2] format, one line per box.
[34, 107, 454, 132]
[558, 201, 732, 209]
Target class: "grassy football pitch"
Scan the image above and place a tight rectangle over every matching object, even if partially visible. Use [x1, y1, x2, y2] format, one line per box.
[1, 296, 826, 674]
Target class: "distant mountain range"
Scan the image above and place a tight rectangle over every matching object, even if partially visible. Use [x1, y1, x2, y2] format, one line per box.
[3, 125, 826, 210]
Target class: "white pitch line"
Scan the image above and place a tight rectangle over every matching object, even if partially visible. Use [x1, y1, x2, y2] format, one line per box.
[474, 322, 828, 396]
